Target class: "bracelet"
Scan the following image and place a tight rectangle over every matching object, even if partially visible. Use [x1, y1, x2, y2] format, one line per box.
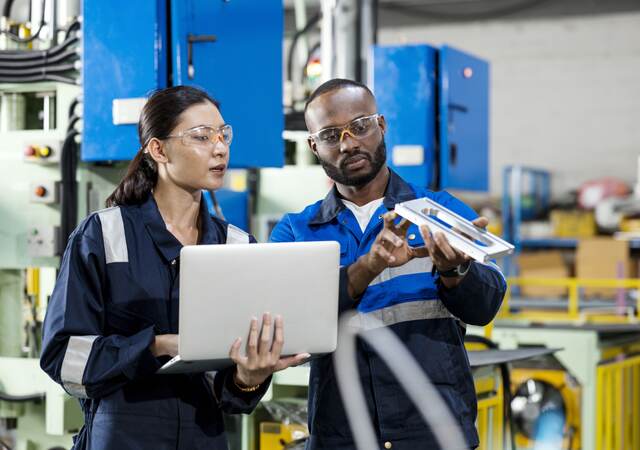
[233, 376, 261, 393]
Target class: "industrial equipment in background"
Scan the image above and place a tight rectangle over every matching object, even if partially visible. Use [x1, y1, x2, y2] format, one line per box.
[0, 0, 284, 448]
[494, 163, 640, 450]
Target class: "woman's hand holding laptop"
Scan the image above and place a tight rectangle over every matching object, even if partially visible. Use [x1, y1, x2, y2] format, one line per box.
[229, 312, 310, 390]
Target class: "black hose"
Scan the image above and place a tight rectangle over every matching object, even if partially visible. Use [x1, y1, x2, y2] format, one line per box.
[0, 48, 77, 68]
[60, 129, 80, 252]
[0, 62, 76, 76]
[0, 36, 78, 60]
[0, 390, 44, 403]
[67, 114, 80, 132]
[68, 97, 80, 118]
[287, 11, 322, 83]
[63, 18, 80, 41]
[1, 0, 47, 44]
[2, 0, 16, 19]
[0, 73, 77, 84]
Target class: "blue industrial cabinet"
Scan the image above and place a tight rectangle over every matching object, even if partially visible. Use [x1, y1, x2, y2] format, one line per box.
[439, 45, 489, 191]
[171, 0, 284, 168]
[373, 44, 489, 191]
[373, 45, 437, 188]
[82, 0, 168, 162]
[81, 0, 284, 169]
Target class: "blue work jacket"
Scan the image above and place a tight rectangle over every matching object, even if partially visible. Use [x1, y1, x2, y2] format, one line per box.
[40, 194, 268, 450]
[270, 170, 507, 450]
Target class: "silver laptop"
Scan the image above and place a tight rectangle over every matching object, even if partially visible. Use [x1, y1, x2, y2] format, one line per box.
[158, 241, 340, 374]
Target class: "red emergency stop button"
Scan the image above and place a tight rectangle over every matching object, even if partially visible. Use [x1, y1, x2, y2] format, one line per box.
[34, 186, 47, 198]
[25, 146, 37, 157]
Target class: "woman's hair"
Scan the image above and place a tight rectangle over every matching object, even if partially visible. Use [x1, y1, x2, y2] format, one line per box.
[105, 86, 219, 207]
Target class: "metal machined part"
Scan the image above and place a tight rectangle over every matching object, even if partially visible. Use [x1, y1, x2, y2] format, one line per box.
[394, 197, 514, 263]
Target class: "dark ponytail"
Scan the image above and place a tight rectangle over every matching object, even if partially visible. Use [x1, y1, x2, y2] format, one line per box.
[106, 85, 219, 207]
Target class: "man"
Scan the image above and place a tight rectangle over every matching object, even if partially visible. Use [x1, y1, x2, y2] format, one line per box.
[270, 78, 507, 450]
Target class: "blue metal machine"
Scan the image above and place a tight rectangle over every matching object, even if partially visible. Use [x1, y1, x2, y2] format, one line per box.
[81, 0, 284, 168]
[373, 44, 489, 191]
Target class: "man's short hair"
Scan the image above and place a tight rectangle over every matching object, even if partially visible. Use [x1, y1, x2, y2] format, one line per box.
[304, 78, 374, 113]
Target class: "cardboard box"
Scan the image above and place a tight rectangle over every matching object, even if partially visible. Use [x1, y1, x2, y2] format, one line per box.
[518, 251, 569, 298]
[576, 238, 631, 298]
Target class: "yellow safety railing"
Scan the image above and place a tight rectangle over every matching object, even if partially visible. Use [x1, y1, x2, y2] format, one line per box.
[475, 370, 504, 450]
[595, 354, 640, 450]
[499, 277, 640, 323]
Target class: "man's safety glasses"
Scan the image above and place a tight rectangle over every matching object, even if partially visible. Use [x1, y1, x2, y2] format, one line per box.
[309, 114, 380, 149]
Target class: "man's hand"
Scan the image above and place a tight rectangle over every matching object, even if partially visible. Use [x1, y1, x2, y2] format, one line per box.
[362, 211, 426, 273]
[348, 211, 429, 298]
[419, 216, 489, 288]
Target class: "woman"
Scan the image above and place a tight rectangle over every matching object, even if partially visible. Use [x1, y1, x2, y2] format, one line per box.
[40, 86, 307, 449]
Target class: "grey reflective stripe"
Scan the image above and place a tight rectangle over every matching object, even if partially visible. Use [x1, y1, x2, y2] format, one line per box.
[60, 335, 98, 398]
[226, 224, 250, 244]
[348, 299, 454, 331]
[369, 257, 433, 287]
[98, 207, 128, 263]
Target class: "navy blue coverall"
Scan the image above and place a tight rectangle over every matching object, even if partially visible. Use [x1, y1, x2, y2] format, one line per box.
[271, 170, 507, 450]
[40, 194, 268, 449]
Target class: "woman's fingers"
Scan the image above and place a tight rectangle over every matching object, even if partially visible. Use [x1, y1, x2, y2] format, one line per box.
[246, 317, 259, 360]
[270, 315, 285, 358]
[229, 337, 246, 364]
[274, 353, 311, 372]
[258, 312, 272, 356]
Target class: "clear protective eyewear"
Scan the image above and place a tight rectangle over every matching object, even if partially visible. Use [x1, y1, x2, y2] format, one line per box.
[309, 114, 380, 149]
[166, 124, 233, 147]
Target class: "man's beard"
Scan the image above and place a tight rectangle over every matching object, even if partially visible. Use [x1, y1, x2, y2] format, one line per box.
[317, 139, 387, 187]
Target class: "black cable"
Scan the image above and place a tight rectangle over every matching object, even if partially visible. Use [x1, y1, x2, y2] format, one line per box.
[301, 41, 321, 81]
[0, 62, 76, 76]
[0, 48, 77, 68]
[63, 18, 80, 41]
[1, 0, 47, 43]
[0, 35, 78, 60]
[287, 11, 322, 83]
[0, 73, 77, 84]
[0, 4, 10, 19]
[372, 0, 379, 45]
[0, 391, 44, 403]
[60, 129, 80, 251]
[2, 0, 16, 20]
[0, 34, 77, 56]
[67, 96, 80, 118]
[379, 0, 553, 21]
[67, 114, 80, 132]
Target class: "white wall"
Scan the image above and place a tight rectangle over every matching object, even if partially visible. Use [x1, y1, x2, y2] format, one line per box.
[378, 12, 640, 197]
